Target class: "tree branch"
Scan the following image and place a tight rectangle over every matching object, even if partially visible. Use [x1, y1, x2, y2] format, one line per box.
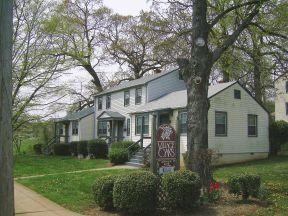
[209, 0, 263, 28]
[212, 6, 260, 63]
[250, 22, 288, 39]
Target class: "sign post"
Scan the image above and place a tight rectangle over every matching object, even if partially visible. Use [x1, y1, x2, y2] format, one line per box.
[156, 124, 178, 175]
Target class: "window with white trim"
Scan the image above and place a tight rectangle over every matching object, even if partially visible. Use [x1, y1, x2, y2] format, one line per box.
[135, 115, 149, 135]
[248, 115, 257, 137]
[215, 111, 227, 136]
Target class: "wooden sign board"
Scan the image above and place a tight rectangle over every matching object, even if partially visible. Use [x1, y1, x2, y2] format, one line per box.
[156, 124, 177, 175]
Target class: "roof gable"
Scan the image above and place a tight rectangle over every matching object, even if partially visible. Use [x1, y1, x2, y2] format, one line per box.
[95, 68, 178, 96]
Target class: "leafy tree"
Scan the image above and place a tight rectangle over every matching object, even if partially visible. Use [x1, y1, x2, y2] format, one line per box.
[102, 12, 169, 83]
[152, 0, 271, 185]
[43, 0, 112, 92]
[0, 0, 14, 214]
[12, 0, 66, 132]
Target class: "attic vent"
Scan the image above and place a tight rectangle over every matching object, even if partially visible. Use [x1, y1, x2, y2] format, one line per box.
[234, 89, 241, 99]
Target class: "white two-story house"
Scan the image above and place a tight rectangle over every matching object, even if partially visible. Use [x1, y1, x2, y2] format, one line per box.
[94, 68, 269, 165]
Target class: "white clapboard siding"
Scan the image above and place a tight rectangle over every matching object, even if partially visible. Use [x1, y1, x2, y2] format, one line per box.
[147, 70, 186, 102]
[275, 77, 288, 121]
[94, 86, 147, 138]
[208, 83, 269, 154]
[79, 114, 94, 141]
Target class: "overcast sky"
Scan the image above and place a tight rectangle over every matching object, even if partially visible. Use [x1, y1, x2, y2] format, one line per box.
[52, 1, 153, 118]
[103, 0, 152, 15]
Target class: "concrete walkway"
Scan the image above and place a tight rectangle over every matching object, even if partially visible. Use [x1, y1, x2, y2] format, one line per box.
[14, 165, 138, 215]
[15, 165, 138, 180]
[15, 182, 83, 216]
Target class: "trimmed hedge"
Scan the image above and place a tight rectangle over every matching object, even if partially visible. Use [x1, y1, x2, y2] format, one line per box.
[110, 140, 139, 152]
[33, 144, 42, 154]
[92, 175, 118, 210]
[161, 170, 201, 210]
[113, 171, 158, 214]
[77, 140, 88, 156]
[227, 173, 261, 201]
[108, 148, 128, 164]
[269, 120, 288, 155]
[88, 139, 108, 158]
[53, 143, 70, 156]
[69, 141, 78, 156]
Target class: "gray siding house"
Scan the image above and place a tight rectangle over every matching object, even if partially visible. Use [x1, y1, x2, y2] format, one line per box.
[55, 107, 94, 143]
[93, 69, 269, 165]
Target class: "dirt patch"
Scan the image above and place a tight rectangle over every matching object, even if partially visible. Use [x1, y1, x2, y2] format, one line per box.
[84, 189, 269, 216]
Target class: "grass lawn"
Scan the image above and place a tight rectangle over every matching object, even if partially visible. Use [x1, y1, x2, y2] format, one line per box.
[16, 155, 288, 215]
[17, 169, 136, 213]
[14, 155, 109, 177]
[214, 155, 288, 215]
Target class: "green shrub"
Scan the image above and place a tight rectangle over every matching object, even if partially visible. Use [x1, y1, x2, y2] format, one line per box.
[257, 184, 269, 201]
[77, 141, 88, 156]
[108, 148, 128, 164]
[88, 139, 108, 158]
[69, 141, 78, 156]
[227, 173, 261, 201]
[33, 144, 42, 154]
[110, 140, 139, 152]
[161, 170, 201, 210]
[269, 121, 288, 155]
[91, 175, 118, 210]
[113, 171, 158, 214]
[53, 144, 70, 156]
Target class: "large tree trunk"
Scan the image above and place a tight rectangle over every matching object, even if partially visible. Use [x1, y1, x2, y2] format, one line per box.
[178, 0, 213, 186]
[0, 0, 14, 215]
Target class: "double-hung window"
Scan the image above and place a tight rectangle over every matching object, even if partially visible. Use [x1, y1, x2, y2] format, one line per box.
[98, 97, 102, 110]
[124, 90, 130, 106]
[98, 121, 107, 136]
[135, 115, 149, 135]
[135, 87, 142, 104]
[72, 121, 78, 135]
[215, 111, 227, 136]
[248, 115, 257, 137]
[106, 94, 111, 109]
[179, 112, 187, 133]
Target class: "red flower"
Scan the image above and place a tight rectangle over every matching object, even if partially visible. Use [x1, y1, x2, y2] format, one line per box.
[209, 180, 220, 192]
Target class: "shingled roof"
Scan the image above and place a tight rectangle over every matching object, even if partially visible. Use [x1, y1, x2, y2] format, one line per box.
[57, 107, 94, 122]
[131, 81, 237, 113]
[96, 68, 178, 96]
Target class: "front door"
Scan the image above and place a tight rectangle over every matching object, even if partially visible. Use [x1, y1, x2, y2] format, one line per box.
[117, 121, 124, 141]
[159, 113, 170, 126]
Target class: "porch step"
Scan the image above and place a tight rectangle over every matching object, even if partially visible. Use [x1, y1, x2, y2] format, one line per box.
[126, 146, 151, 167]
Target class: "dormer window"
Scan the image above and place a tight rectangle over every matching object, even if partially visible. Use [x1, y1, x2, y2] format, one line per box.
[98, 96, 102, 110]
[106, 94, 111, 109]
[234, 89, 241, 99]
[135, 87, 142, 104]
[124, 90, 130, 106]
